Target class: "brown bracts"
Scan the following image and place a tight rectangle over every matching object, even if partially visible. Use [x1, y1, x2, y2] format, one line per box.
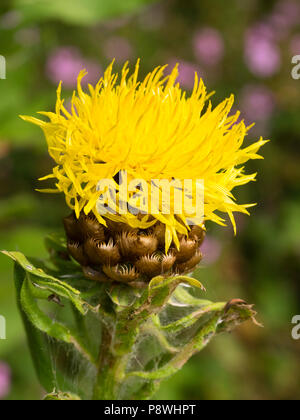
[63, 213, 205, 286]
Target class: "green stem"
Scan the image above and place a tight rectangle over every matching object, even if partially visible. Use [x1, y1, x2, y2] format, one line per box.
[92, 320, 129, 400]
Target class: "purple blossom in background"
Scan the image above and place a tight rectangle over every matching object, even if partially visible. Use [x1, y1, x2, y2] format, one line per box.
[46, 47, 101, 88]
[103, 37, 134, 64]
[201, 236, 222, 265]
[0, 362, 11, 399]
[168, 59, 203, 89]
[290, 34, 300, 55]
[247, 22, 276, 42]
[245, 26, 281, 77]
[193, 27, 224, 67]
[270, 0, 300, 31]
[240, 85, 275, 123]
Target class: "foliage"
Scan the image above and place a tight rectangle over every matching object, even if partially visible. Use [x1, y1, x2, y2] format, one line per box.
[3, 236, 256, 400]
[14, 0, 158, 25]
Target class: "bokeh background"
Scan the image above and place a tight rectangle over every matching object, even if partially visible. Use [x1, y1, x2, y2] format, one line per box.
[0, 0, 300, 400]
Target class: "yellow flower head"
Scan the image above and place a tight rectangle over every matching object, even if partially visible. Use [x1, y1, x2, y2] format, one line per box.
[21, 60, 267, 250]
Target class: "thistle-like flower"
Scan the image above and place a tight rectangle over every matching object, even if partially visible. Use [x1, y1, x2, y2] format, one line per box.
[21, 61, 267, 285]
[5, 60, 265, 401]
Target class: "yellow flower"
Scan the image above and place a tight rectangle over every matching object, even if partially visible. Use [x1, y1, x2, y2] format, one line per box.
[20, 60, 267, 251]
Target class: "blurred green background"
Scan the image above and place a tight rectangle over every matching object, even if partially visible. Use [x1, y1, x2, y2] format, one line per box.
[0, 0, 300, 400]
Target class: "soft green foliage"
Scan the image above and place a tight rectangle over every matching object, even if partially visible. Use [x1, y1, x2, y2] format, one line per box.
[2, 237, 256, 400]
[14, 0, 158, 25]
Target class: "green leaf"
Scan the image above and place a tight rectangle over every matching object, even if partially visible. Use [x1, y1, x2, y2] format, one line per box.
[152, 302, 224, 333]
[14, 264, 57, 393]
[21, 272, 97, 363]
[4, 250, 98, 364]
[29, 277, 87, 314]
[21, 274, 74, 343]
[2, 251, 80, 295]
[108, 284, 141, 309]
[14, 0, 158, 25]
[149, 275, 205, 291]
[126, 300, 256, 381]
[3, 250, 88, 314]
[122, 275, 206, 325]
[171, 285, 211, 306]
[44, 391, 81, 400]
